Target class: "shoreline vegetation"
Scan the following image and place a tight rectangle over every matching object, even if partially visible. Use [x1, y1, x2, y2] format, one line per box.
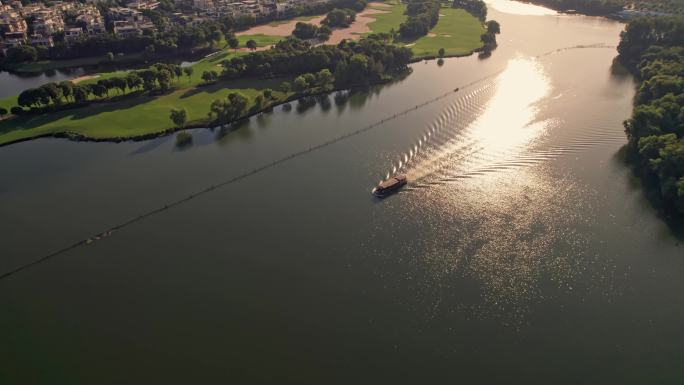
[0, 0, 494, 147]
[617, 16, 684, 218]
[520, 0, 684, 18]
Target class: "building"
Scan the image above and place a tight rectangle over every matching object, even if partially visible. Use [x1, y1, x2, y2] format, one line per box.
[2, 30, 25, 47]
[126, 0, 160, 10]
[193, 0, 215, 11]
[113, 20, 140, 38]
[64, 26, 83, 41]
[30, 33, 53, 47]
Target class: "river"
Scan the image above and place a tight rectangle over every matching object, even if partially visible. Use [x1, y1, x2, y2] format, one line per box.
[1, 1, 683, 383]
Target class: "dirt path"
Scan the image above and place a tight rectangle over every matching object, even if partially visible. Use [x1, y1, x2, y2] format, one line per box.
[237, 2, 389, 43]
[71, 75, 100, 84]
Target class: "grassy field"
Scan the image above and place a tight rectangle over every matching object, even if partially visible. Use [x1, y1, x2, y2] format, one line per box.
[0, 3, 485, 145]
[0, 78, 290, 144]
[364, 2, 484, 57]
[364, 2, 407, 35]
[398, 8, 484, 57]
[0, 36, 288, 145]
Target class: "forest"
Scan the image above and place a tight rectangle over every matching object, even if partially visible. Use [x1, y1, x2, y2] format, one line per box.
[219, 36, 412, 84]
[619, 16, 684, 215]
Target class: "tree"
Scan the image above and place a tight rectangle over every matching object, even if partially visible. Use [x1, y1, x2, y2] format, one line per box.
[73, 85, 90, 102]
[209, 92, 249, 124]
[157, 69, 173, 91]
[263, 88, 273, 99]
[280, 81, 292, 93]
[90, 84, 108, 98]
[254, 94, 265, 110]
[317, 25, 332, 41]
[58, 81, 74, 102]
[349, 54, 369, 75]
[170, 108, 188, 128]
[209, 29, 223, 47]
[486, 20, 500, 35]
[201, 70, 218, 84]
[18, 89, 40, 108]
[316, 69, 334, 90]
[183, 67, 194, 80]
[293, 75, 309, 93]
[322, 8, 356, 27]
[111, 77, 128, 95]
[41, 83, 64, 105]
[0, 107, 7, 117]
[227, 35, 240, 52]
[246, 39, 257, 51]
[106, 51, 115, 62]
[438, 48, 445, 58]
[5, 45, 38, 63]
[173, 65, 183, 80]
[139, 69, 159, 91]
[10, 107, 24, 115]
[96, 79, 113, 97]
[292, 22, 318, 39]
[126, 73, 143, 91]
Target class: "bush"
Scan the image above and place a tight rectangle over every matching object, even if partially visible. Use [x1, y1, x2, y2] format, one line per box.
[0, 107, 7, 116]
[10, 106, 24, 115]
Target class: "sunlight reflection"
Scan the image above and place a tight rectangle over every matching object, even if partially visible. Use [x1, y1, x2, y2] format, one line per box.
[485, 0, 558, 16]
[469, 58, 550, 160]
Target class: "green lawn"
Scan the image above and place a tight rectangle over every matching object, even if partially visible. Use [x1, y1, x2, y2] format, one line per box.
[364, 3, 484, 58]
[398, 8, 484, 57]
[365, 2, 407, 35]
[0, 78, 291, 144]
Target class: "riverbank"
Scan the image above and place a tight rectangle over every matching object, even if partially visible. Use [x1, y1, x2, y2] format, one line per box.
[0, 36, 413, 146]
[618, 16, 684, 218]
[0, 72, 410, 147]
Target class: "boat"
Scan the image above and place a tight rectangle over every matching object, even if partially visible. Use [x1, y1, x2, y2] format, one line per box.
[372, 174, 407, 197]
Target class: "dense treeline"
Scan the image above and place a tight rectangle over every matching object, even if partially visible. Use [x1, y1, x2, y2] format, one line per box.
[453, 0, 487, 21]
[14, 62, 189, 112]
[619, 16, 684, 215]
[399, 0, 441, 38]
[522, 0, 623, 15]
[220, 36, 412, 83]
[205, 36, 411, 126]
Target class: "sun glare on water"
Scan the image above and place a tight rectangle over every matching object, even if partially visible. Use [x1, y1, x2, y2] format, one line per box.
[485, 0, 558, 16]
[468, 58, 551, 161]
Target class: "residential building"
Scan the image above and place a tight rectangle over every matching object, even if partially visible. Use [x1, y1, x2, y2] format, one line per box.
[29, 33, 53, 47]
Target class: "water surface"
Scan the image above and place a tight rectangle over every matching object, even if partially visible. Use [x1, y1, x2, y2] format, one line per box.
[1, 2, 682, 384]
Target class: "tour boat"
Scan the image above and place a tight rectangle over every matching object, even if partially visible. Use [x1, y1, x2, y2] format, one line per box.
[372, 174, 407, 197]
